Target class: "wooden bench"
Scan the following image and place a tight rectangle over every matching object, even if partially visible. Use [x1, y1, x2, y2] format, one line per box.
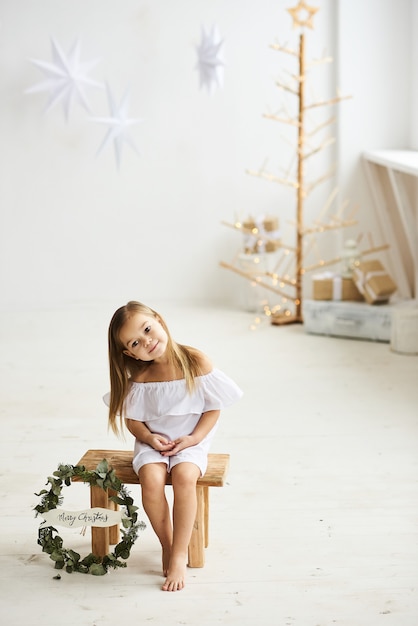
[72, 449, 229, 568]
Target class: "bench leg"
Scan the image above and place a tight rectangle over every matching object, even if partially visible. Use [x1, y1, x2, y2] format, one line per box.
[90, 485, 109, 558]
[108, 488, 120, 546]
[187, 485, 205, 568]
[203, 486, 209, 548]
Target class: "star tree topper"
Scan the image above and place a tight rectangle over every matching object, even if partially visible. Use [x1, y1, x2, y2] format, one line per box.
[195, 24, 224, 94]
[287, 1, 319, 29]
[91, 83, 143, 169]
[26, 37, 102, 120]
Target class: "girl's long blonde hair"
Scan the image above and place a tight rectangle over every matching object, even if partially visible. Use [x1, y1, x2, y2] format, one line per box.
[108, 301, 202, 436]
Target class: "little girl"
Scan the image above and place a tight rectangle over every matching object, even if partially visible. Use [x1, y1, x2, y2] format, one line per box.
[106, 301, 242, 592]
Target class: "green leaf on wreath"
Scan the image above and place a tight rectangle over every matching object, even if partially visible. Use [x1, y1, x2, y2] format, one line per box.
[109, 495, 126, 506]
[50, 550, 64, 562]
[67, 549, 80, 563]
[79, 553, 100, 567]
[89, 563, 107, 576]
[108, 469, 118, 482]
[113, 542, 130, 559]
[96, 460, 109, 474]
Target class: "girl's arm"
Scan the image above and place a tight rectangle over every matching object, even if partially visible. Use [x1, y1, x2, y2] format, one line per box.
[161, 409, 220, 457]
[125, 418, 175, 453]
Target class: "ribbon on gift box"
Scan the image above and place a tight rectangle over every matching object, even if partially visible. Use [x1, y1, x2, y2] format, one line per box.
[243, 216, 281, 253]
[364, 285, 390, 302]
[364, 275, 392, 302]
[312, 272, 343, 300]
[354, 269, 387, 300]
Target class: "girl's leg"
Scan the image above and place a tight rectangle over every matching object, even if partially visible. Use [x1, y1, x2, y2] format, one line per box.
[138, 462, 172, 575]
[162, 462, 200, 592]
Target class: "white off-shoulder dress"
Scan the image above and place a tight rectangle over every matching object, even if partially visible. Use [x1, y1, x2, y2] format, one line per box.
[121, 368, 242, 476]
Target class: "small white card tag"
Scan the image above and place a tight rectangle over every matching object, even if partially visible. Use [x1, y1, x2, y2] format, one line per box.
[39, 507, 125, 528]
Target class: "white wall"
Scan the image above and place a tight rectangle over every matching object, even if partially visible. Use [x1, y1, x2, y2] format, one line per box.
[335, 0, 412, 244]
[0, 0, 413, 311]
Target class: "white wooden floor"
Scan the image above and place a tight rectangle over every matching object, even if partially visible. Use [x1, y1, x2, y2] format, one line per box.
[1, 300, 417, 625]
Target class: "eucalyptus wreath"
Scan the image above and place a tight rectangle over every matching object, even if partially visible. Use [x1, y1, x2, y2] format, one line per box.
[34, 459, 145, 576]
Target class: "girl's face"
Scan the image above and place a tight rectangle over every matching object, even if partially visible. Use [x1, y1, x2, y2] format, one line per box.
[119, 312, 168, 362]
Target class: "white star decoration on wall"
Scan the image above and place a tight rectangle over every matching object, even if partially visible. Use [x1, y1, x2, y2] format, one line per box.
[25, 25, 226, 169]
[26, 38, 102, 120]
[195, 24, 224, 94]
[91, 83, 142, 169]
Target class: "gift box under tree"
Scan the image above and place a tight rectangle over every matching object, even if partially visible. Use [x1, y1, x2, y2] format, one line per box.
[312, 272, 363, 301]
[353, 259, 397, 304]
[242, 216, 280, 254]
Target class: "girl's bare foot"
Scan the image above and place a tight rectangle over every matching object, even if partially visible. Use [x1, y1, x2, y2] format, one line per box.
[162, 554, 187, 592]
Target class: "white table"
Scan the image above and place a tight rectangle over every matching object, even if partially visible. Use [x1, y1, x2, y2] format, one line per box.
[363, 150, 418, 299]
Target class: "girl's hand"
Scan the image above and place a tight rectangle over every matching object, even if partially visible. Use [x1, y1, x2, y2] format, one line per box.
[149, 434, 176, 452]
[160, 435, 195, 457]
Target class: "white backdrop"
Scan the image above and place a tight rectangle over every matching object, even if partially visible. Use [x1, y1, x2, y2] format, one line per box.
[336, 0, 412, 244]
[0, 0, 415, 311]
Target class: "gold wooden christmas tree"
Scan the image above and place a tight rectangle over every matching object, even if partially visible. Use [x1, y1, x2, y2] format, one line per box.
[220, 1, 388, 324]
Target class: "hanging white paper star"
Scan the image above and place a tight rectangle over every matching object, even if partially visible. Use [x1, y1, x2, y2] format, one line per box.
[195, 24, 224, 94]
[91, 83, 143, 169]
[26, 38, 102, 120]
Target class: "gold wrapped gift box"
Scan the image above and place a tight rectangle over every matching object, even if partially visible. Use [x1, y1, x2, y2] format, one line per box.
[312, 273, 364, 301]
[353, 260, 397, 304]
[243, 216, 280, 254]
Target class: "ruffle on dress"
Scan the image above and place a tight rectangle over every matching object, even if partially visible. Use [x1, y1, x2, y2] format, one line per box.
[103, 368, 242, 422]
